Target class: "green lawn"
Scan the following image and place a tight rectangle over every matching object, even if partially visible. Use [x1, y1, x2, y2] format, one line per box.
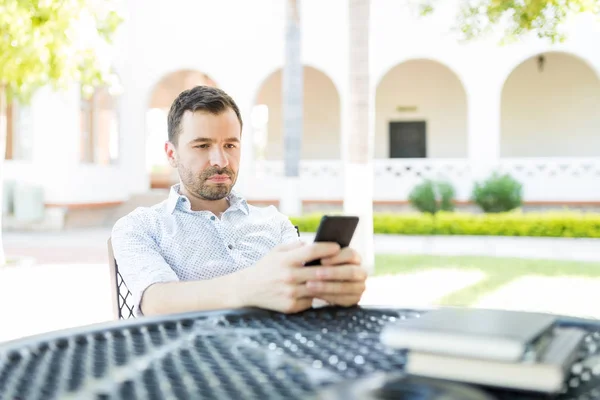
[374, 254, 600, 307]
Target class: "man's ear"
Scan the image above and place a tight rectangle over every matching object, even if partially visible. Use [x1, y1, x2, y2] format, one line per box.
[165, 141, 178, 168]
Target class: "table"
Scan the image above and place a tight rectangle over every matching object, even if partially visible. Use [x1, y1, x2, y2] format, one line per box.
[1, 306, 599, 399]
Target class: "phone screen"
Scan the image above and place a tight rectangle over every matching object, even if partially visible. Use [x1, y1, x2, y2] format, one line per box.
[305, 215, 359, 266]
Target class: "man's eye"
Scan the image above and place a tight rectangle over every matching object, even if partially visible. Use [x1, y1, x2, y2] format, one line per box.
[225, 144, 236, 149]
[194, 144, 208, 149]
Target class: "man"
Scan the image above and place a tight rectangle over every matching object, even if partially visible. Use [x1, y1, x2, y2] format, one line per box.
[112, 86, 367, 317]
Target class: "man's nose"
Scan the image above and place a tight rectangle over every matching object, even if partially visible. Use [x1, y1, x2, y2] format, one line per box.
[209, 148, 229, 168]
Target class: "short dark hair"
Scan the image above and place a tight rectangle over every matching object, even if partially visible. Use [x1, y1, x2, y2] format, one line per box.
[167, 86, 243, 145]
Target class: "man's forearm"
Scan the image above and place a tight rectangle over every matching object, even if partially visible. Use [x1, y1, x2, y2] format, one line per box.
[140, 272, 243, 316]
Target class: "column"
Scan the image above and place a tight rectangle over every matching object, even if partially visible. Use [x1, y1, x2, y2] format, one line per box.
[29, 86, 80, 203]
[342, 0, 375, 273]
[236, 101, 256, 197]
[120, 90, 150, 196]
[467, 78, 502, 181]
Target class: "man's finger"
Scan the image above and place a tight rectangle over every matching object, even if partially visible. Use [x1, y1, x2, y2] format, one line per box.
[284, 264, 365, 284]
[287, 264, 368, 283]
[316, 294, 361, 307]
[320, 247, 362, 266]
[305, 281, 365, 296]
[274, 240, 305, 252]
[284, 242, 341, 266]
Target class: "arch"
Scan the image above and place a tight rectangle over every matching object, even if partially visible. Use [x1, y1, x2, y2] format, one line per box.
[499, 49, 600, 89]
[148, 69, 218, 110]
[80, 73, 122, 165]
[145, 69, 218, 188]
[252, 65, 341, 160]
[375, 58, 468, 158]
[501, 51, 600, 157]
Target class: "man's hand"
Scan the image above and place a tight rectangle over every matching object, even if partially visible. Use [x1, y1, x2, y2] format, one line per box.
[234, 242, 367, 314]
[307, 247, 367, 307]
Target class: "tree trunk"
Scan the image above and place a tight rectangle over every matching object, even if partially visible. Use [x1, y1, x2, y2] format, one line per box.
[344, 0, 374, 272]
[0, 86, 8, 265]
[280, 0, 303, 216]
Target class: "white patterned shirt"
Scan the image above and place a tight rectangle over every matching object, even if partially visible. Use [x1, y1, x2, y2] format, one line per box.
[111, 184, 300, 316]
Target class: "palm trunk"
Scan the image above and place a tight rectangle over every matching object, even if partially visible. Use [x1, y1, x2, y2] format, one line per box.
[344, 0, 374, 272]
[0, 85, 8, 265]
[280, 0, 303, 216]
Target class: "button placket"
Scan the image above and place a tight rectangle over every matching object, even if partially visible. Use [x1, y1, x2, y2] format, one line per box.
[222, 221, 238, 266]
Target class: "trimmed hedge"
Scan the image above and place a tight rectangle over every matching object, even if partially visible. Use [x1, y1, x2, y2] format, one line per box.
[290, 211, 600, 238]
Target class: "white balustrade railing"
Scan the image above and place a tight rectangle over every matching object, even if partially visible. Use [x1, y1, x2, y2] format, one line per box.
[247, 158, 600, 202]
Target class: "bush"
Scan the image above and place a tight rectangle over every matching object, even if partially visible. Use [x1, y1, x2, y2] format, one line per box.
[291, 213, 323, 233]
[472, 172, 523, 213]
[408, 179, 455, 214]
[290, 211, 600, 238]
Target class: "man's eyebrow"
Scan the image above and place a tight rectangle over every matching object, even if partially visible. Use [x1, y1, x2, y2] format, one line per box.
[188, 137, 240, 144]
[189, 137, 214, 144]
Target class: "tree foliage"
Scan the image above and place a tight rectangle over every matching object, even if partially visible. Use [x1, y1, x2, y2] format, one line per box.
[418, 0, 600, 43]
[0, 0, 123, 102]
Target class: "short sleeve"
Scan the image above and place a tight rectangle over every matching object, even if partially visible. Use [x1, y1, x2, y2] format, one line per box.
[280, 215, 302, 245]
[111, 209, 180, 316]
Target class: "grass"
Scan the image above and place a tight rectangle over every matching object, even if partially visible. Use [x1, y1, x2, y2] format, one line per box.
[374, 254, 600, 307]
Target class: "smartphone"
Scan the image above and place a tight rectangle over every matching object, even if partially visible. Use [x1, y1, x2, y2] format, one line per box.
[305, 215, 359, 266]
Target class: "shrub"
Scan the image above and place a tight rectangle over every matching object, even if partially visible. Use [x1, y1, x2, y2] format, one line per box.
[472, 172, 523, 213]
[290, 211, 600, 238]
[408, 179, 456, 214]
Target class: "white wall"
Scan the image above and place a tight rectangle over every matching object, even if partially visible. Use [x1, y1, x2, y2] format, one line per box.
[4, 87, 130, 204]
[501, 52, 600, 157]
[113, 0, 600, 202]
[255, 66, 341, 160]
[374, 59, 468, 158]
[8, 0, 600, 205]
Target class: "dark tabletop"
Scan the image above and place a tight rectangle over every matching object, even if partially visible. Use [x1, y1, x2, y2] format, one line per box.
[1, 306, 599, 400]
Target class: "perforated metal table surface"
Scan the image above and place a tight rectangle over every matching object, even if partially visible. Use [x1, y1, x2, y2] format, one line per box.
[1, 306, 600, 400]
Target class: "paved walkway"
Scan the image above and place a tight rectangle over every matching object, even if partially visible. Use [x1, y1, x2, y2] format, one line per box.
[368, 234, 600, 262]
[1, 228, 599, 344]
[4, 228, 600, 263]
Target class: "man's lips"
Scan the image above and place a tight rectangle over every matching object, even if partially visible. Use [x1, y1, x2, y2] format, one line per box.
[207, 175, 231, 182]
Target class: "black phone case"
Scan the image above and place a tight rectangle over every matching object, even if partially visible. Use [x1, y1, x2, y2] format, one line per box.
[305, 215, 359, 266]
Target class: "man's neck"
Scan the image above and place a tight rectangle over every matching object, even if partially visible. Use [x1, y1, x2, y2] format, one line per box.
[180, 187, 230, 216]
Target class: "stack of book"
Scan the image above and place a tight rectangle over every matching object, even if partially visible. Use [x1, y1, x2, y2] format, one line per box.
[380, 308, 586, 394]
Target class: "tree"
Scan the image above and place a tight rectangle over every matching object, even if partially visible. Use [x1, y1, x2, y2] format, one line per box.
[0, 0, 123, 264]
[345, 0, 375, 273]
[280, 0, 304, 216]
[417, 0, 600, 43]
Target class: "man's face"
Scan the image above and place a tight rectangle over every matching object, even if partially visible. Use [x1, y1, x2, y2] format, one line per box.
[165, 108, 241, 201]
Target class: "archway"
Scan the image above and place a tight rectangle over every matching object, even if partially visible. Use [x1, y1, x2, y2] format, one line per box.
[252, 66, 341, 161]
[501, 52, 600, 157]
[375, 59, 468, 159]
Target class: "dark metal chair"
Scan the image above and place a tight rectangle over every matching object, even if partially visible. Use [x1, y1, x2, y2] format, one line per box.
[108, 238, 136, 320]
[108, 225, 302, 320]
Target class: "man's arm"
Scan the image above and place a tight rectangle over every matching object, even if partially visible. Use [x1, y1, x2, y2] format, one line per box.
[281, 215, 302, 244]
[112, 212, 365, 316]
[140, 275, 243, 316]
[112, 213, 252, 316]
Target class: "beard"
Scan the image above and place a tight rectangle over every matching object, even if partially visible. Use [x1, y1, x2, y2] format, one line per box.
[178, 165, 237, 201]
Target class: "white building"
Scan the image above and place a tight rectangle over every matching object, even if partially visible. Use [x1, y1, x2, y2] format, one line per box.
[4, 0, 600, 223]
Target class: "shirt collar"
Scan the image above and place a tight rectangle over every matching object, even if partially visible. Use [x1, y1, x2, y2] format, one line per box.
[167, 183, 249, 215]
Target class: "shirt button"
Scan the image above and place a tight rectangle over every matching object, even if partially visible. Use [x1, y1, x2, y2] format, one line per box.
[210, 216, 216, 221]
[228, 244, 233, 249]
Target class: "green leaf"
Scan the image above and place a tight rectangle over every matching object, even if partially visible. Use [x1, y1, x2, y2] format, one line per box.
[416, 0, 600, 43]
[0, 0, 123, 104]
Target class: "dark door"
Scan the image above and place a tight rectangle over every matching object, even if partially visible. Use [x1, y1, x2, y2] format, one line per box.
[389, 121, 426, 158]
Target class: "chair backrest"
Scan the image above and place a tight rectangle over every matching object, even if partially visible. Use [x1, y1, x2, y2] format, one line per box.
[108, 226, 301, 320]
[107, 238, 136, 320]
